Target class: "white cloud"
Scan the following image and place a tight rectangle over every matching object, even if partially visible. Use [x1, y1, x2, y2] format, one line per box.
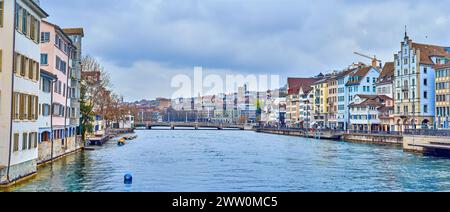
[40, 0, 450, 100]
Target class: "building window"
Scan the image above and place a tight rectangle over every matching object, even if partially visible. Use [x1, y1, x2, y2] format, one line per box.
[14, 52, 39, 81]
[12, 92, 38, 121]
[13, 133, 19, 152]
[424, 91, 428, 99]
[41, 32, 50, 43]
[424, 105, 428, 114]
[22, 133, 28, 150]
[42, 78, 51, 93]
[41, 54, 48, 65]
[21, 8, 27, 35]
[424, 67, 428, 74]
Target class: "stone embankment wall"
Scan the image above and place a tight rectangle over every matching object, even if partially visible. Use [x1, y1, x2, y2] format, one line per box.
[38, 136, 84, 165]
[343, 133, 403, 146]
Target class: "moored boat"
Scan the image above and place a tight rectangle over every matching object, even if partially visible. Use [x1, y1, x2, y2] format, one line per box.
[118, 138, 126, 146]
[124, 135, 138, 140]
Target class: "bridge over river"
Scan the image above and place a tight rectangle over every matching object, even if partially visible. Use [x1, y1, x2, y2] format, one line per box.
[135, 122, 246, 130]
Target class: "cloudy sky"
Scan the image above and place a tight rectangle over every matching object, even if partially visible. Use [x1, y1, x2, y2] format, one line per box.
[40, 0, 450, 101]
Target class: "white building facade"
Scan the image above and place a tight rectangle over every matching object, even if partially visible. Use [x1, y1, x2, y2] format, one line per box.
[0, 0, 48, 185]
[393, 33, 448, 131]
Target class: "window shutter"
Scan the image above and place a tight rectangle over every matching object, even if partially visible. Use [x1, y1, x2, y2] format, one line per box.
[19, 93, 24, 120]
[28, 58, 33, 80]
[35, 96, 38, 120]
[22, 133, 27, 150]
[35, 62, 40, 81]
[14, 53, 20, 74]
[33, 133, 38, 148]
[21, 56, 26, 76]
[0, 50, 2, 72]
[28, 95, 33, 120]
[12, 92, 16, 120]
[28, 133, 32, 150]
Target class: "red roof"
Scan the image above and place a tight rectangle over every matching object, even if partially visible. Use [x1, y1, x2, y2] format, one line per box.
[287, 78, 320, 95]
[377, 62, 395, 85]
[412, 42, 450, 65]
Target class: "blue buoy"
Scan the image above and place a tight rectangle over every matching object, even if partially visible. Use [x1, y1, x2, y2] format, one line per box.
[124, 174, 133, 184]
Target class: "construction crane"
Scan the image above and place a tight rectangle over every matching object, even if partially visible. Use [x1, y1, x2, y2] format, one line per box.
[354, 52, 382, 67]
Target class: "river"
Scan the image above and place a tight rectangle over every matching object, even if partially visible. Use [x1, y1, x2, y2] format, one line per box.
[9, 130, 450, 192]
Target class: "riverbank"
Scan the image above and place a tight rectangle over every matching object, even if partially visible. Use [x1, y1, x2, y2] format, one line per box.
[255, 128, 450, 156]
[256, 128, 400, 145]
[1, 129, 135, 189]
[254, 128, 342, 140]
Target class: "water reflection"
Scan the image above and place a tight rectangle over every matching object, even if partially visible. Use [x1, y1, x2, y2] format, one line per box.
[10, 130, 450, 192]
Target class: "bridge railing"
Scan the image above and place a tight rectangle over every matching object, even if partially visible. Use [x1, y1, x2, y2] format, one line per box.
[135, 122, 245, 129]
[404, 129, 450, 136]
[256, 126, 346, 134]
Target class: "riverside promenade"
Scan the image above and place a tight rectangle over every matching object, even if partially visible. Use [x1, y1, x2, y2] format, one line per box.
[255, 127, 450, 157]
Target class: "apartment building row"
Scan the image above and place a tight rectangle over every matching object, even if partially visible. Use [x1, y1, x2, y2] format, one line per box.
[286, 33, 450, 132]
[0, 0, 84, 185]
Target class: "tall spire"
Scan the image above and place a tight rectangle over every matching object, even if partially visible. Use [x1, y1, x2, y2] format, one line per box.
[404, 25, 409, 40]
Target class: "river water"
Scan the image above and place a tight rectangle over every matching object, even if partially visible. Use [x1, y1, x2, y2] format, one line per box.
[10, 130, 450, 192]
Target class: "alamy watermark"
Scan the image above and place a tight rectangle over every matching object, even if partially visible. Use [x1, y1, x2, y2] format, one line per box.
[171, 66, 281, 100]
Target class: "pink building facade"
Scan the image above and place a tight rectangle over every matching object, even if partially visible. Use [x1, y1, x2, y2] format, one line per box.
[39, 20, 76, 149]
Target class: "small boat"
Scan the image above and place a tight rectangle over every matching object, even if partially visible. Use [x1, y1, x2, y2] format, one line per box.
[87, 135, 109, 146]
[118, 138, 126, 146]
[124, 135, 138, 140]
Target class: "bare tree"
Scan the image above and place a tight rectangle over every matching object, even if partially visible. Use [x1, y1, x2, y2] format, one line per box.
[80, 55, 113, 139]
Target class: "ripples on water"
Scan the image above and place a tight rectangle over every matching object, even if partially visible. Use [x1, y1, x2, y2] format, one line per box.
[9, 130, 450, 192]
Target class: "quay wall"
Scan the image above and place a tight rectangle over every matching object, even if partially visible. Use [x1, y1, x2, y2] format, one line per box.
[0, 160, 37, 187]
[255, 128, 341, 140]
[256, 128, 404, 146]
[256, 128, 306, 137]
[37, 136, 84, 165]
[343, 133, 403, 146]
[403, 135, 450, 153]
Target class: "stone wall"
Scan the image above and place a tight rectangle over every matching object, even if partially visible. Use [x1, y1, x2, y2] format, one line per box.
[255, 128, 342, 140]
[1, 136, 84, 185]
[37, 136, 84, 164]
[343, 133, 403, 145]
[38, 141, 52, 163]
[403, 135, 450, 153]
[0, 160, 36, 185]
